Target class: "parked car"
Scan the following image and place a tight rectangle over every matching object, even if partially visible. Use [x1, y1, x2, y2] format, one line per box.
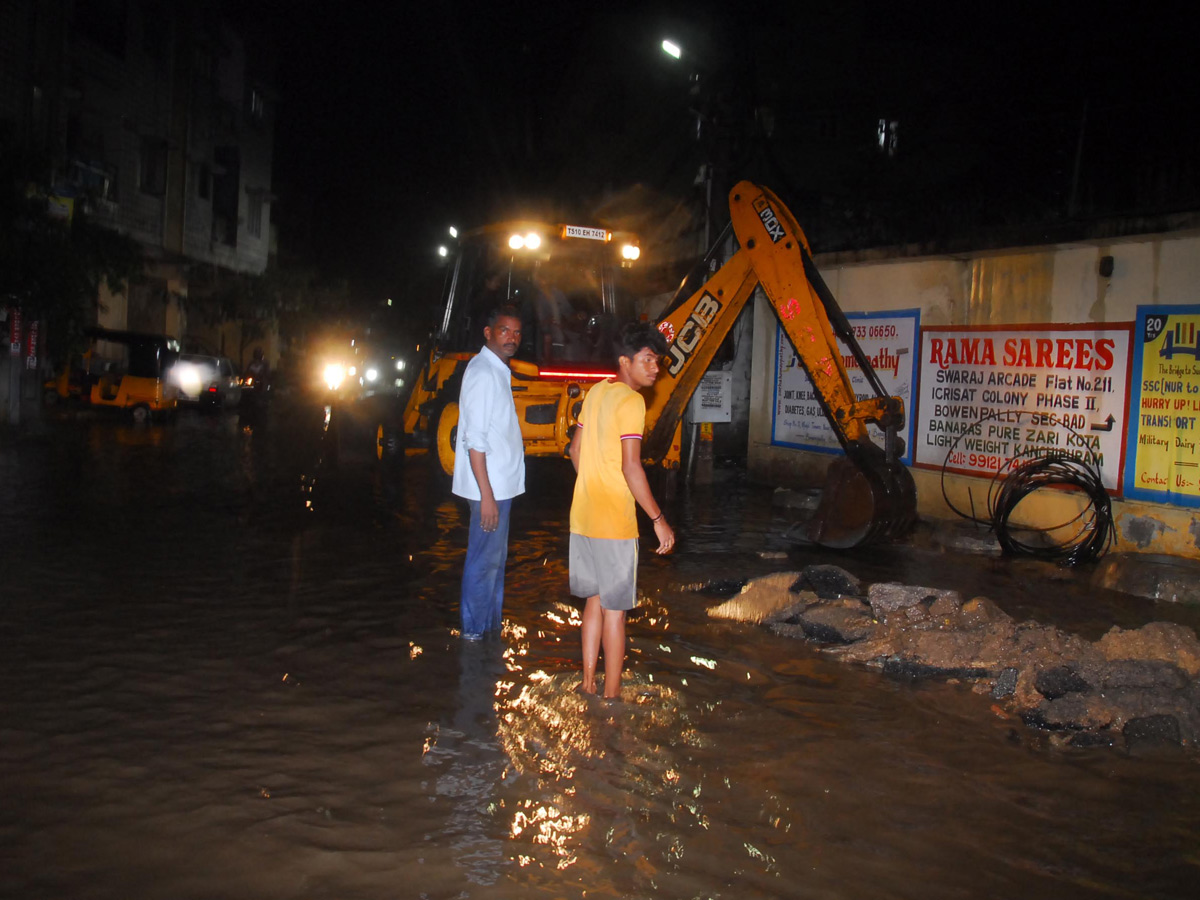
[170, 354, 242, 408]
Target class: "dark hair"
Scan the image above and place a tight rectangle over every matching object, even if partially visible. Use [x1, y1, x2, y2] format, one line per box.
[487, 304, 521, 328]
[615, 321, 667, 364]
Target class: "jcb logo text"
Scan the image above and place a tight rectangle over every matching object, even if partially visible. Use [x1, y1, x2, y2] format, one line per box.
[667, 293, 723, 375]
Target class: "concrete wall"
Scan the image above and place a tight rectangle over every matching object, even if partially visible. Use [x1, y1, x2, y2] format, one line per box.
[748, 229, 1200, 558]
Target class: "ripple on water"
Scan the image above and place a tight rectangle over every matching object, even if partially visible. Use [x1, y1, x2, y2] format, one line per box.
[4, 419, 1200, 899]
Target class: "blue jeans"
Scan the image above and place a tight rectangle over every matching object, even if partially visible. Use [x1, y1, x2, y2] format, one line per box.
[460, 498, 512, 636]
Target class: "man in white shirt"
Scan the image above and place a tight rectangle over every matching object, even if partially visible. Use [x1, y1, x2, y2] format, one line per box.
[452, 305, 526, 640]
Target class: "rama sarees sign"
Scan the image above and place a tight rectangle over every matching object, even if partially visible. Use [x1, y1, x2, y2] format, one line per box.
[913, 323, 1133, 491]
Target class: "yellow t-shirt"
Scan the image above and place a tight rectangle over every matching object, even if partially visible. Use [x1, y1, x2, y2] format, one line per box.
[569, 379, 646, 540]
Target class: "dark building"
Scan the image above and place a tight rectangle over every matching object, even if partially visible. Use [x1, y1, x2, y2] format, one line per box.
[1, 0, 275, 353]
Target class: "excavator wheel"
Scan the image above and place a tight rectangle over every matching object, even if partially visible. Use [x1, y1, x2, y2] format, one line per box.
[807, 451, 918, 549]
[433, 400, 459, 477]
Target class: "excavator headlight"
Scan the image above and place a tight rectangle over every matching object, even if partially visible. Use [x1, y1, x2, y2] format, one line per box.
[621, 243, 640, 261]
[323, 363, 345, 391]
[508, 231, 542, 251]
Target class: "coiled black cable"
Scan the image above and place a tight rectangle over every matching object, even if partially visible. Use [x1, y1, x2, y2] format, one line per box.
[988, 453, 1113, 565]
[940, 409, 1114, 565]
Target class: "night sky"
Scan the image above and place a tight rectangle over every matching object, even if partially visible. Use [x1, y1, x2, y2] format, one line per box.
[250, 0, 1193, 313]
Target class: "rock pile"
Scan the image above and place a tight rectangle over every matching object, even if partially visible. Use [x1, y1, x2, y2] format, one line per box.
[708, 565, 1200, 750]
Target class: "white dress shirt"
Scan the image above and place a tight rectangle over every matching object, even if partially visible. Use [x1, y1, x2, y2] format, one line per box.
[451, 345, 526, 501]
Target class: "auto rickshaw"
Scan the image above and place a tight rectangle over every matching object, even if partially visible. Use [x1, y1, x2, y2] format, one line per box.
[49, 327, 181, 423]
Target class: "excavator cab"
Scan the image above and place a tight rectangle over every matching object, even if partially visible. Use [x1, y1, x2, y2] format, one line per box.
[436, 222, 640, 370]
[398, 221, 645, 474]
[643, 182, 917, 548]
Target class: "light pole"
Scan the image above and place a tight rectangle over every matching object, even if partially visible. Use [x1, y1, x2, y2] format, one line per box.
[661, 37, 714, 251]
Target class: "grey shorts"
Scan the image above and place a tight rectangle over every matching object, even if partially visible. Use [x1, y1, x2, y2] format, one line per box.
[569, 533, 639, 611]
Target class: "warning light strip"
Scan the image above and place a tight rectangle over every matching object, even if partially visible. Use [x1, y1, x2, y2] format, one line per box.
[538, 369, 616, 380]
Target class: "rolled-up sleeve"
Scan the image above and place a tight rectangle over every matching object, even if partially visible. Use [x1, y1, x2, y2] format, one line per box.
[458, 368, 492, 454]
[451, 348, 526, 501]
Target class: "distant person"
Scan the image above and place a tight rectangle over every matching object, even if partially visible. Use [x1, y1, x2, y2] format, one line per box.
[478, 270, 506, 308]
[532, 269, 571, 360]
[452, 305, 526, 640]
[245, 347, 270, 384]
[473, 270, 505, 327]
[568, 322, 674, 698]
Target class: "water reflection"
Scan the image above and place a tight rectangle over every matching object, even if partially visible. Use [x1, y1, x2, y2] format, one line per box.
[3, 410, 1200, 898]
[431, 641, 510, 886]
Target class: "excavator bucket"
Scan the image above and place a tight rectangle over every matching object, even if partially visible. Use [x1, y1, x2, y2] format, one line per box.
[805, 446, 918, 549]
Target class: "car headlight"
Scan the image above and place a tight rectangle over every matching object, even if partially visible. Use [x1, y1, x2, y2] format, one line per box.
[323, 363, 345, 390]
[176, 364, 201, 394]
[365, 367, 378, 382]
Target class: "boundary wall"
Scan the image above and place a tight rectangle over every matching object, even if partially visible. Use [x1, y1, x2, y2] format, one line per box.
[747, 229, 1200, 558]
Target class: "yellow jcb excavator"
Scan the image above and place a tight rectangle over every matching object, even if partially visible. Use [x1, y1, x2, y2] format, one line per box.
[391, 181, 916, 547]
[642, 180, 916, 547]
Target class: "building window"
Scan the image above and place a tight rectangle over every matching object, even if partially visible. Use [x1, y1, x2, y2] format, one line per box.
[815, 113, 839, 141]
[139, 137, 167, 196]
[73, 0, 128, 59]
[68, 159, 117, 201]
[194, 47, 215, 84]
[140, 0, 168, 61]
[212, 146, 240, 246]
[877, 118, 899, 157]
[247, 192, 264, 238]
[249, 89, 265, 122]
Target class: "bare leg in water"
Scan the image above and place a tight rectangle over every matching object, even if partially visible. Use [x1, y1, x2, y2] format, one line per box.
[581, 595, 626, 698]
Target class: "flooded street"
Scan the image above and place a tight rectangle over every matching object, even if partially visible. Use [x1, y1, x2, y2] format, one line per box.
[3, 403, 1200, 899]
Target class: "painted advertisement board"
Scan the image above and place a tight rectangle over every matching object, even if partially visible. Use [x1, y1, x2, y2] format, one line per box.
[1124, 305, 1200, 506]
[913, 323, 1133, 491]
[771, 309, 919, 464]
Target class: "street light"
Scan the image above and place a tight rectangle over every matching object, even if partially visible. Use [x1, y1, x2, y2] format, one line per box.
[437, 245, 448, 257]
[448, 226, 458, 238]
[661, 36, 714, 249]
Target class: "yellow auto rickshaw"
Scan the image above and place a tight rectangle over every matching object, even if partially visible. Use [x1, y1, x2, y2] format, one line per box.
[50, 327, 181, 423]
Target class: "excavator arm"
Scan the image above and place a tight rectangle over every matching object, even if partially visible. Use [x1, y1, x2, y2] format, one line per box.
[643, 181, 917, 548]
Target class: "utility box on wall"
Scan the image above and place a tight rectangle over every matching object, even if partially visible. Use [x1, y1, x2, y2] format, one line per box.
[688, 371, 732, 423]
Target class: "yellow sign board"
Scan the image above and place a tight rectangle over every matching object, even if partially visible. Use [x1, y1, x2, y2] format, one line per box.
[1125, 306, 1200, 504]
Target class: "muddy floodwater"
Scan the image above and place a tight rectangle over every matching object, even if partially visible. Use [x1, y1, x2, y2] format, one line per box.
[3, 403, 1200, 899]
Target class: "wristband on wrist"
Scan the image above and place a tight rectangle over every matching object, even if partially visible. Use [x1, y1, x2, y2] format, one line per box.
[651, 512, 664, 523]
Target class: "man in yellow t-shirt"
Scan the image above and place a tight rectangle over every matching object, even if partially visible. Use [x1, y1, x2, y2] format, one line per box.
[568, 322, 675, 699]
